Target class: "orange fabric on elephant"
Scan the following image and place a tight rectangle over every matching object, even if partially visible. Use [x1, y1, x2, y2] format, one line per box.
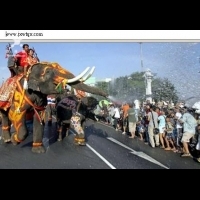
[0, 75, 23, 111]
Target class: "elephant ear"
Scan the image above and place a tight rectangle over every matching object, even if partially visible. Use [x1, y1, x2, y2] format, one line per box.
[28, 79, 41, 91]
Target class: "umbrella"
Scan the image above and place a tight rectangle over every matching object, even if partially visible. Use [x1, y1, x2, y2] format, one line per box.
[99, 100, 111, 108]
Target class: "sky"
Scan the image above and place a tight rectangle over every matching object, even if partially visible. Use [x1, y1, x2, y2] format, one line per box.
[0, 41, 200, 104]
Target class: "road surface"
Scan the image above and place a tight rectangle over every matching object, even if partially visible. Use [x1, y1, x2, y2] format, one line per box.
[0, 119, 199, 169]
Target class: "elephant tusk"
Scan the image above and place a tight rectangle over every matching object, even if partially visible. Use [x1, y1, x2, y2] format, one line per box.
[80, 66, 95, 82]
[67, 67, 91, 83]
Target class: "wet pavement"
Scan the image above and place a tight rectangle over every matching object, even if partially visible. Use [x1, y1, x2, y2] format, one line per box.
[0, 119, 200, 169]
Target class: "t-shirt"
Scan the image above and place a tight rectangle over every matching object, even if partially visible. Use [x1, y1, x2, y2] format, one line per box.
[122, 104, 130, 117]
[181, 112, 197, 134]
[148, 111, 158, 128]
[128, 108, 137, 123]
[158, 115, 166, 128]
[175, 112, 182, 128]
[113, 107, 120, 118]
[15, 50, 28, 67]
[134, 100, 140, 109]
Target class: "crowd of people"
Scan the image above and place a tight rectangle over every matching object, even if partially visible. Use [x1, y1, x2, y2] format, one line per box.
[94, 99, 200, 162]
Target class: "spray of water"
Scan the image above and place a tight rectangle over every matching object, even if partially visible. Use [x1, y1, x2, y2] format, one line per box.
[120, 42, 200, 107]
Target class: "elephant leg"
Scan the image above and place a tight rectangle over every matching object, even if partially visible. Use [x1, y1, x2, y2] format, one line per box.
[65, 123, 70, 137]
[71, 115, 86, 146]
[57, 121, 63, 142]
[32, 112, 45, 153]
[74, 132, 86, 146]
[62, 123, 70, 138]
[57, 121, 70, 141]
[0, 110, 12, 143]
[46, 105, 52, 126]
[10, 111, 28, 145]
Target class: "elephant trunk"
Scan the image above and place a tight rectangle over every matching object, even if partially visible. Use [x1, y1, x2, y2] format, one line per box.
[69, 82, 108, 97]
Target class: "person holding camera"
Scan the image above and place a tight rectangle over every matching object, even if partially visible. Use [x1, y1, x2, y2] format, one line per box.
[175, 106, 197, 157]
[147, 104, 159, 148]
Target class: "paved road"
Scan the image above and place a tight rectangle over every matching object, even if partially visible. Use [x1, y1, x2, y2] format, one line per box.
[0, 119, 200, 169]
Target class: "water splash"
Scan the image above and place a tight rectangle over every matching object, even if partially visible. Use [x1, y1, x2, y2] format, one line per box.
[140, 42, 200, 105]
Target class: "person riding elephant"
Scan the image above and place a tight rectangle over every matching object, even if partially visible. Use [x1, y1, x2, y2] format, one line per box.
[27, 48, 39, 66]
[6, 44, 29, 78]
[7, 44, 39, 90]
[14, 44, 30, 77]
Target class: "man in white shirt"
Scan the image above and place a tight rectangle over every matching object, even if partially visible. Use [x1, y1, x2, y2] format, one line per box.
[113, 105, 120, 131]
[174, 107, 183, 149]
[134, 99, 140, 121]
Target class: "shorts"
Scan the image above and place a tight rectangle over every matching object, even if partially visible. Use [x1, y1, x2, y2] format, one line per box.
[165, 132, 173, 140]
[159, 126, 165, 134]
[123, 117, 128, 126]
[181, 132, 194, 143]
[129, 122, 136, 133]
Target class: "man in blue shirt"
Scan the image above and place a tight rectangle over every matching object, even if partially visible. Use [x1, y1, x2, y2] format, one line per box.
[175, 106, 197, 157]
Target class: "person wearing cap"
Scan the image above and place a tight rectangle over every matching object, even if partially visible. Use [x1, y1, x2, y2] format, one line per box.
[175, 106, 197, 157]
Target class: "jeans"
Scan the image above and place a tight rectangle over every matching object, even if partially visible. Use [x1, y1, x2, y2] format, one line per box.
[144, 126, 149, 143]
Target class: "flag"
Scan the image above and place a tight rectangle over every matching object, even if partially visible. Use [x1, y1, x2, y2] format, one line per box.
[5, 50, 9, 58]
[5, 44, 13, 59]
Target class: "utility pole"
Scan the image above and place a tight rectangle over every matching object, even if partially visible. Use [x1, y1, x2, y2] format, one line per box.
[139, 42, 144, 72]
[198, 56, 200, 73]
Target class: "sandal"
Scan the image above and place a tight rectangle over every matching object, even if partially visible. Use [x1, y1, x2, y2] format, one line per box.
[164, 147, 171, 151]
[181, 153, 192, 157]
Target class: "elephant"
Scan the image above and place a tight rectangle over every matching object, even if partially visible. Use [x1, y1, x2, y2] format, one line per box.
[55, 93, 99, 143]
[0, 62, 107, 153]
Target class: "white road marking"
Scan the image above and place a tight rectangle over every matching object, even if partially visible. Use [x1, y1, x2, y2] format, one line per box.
[107, 137, 169, 169]
[51, 117, 167, 168]
[86, 143, 116, 169]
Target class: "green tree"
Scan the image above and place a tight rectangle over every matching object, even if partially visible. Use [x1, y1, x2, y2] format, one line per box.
[94, 72, 179, 103]
[93, 81, 109, 101]
[152, 78, 179, 103]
